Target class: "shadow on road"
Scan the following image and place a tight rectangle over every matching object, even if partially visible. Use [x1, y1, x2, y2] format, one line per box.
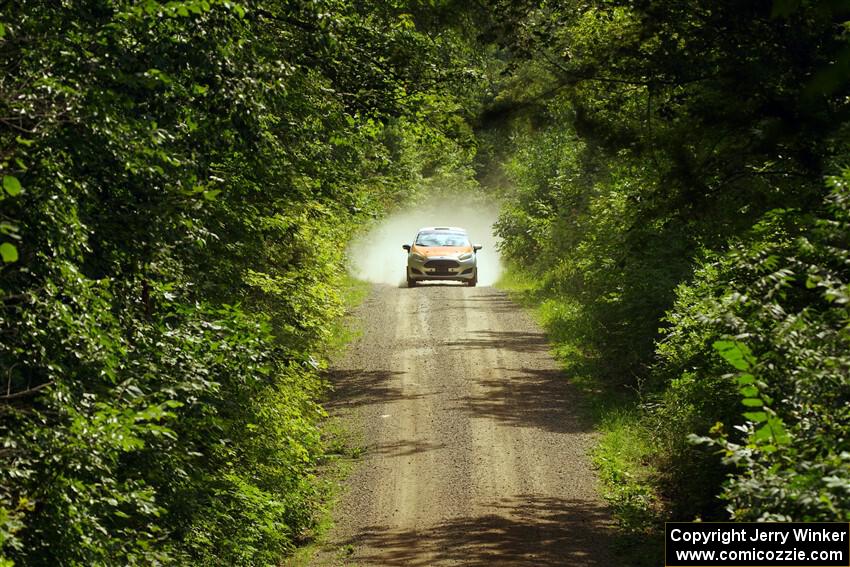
[459, 366, 594, 434]
[400, 281, 470, 288]
[365, 438, 447, 458]
[325, 369, 416, 410]
[340, 495, 615, 566]
[440, 292, 522, 313]
[444, 329, 550, 353]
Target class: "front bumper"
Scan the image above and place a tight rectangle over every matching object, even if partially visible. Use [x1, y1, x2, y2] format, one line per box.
[407, 254, 476, 281]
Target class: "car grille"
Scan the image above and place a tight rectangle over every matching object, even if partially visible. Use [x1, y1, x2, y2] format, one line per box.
[424, 259, 460, 269]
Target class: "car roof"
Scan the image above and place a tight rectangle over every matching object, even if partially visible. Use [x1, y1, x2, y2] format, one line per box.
[417, 226, 467, 233]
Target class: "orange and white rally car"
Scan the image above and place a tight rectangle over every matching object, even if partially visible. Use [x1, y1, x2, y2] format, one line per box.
[402, 227, 482, 287]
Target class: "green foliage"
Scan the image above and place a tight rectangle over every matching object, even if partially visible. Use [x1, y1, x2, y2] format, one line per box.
[677, 175, 850, 521]
[0, 244, 16, 263]
[478, 0, 850, 549]
[5, 0, 849, 560]
[0, 0, 477, 564]
[592, 409, 659, 534]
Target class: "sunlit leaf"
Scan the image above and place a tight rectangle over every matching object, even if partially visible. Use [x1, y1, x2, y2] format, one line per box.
[736, 373, 755, 385]
[3, 175, 22, 196]
[713, 340, 755, 371]
[738, 385, 759, 397]
[754, 423, 773, 441]
[0, 242, 18, 262]
[743, 411, 768, 423]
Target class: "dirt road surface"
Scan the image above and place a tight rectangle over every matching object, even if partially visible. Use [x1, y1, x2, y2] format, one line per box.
[313, 284, 616, 566]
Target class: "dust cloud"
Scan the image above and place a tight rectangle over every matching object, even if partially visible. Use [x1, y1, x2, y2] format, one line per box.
[347, 199, 502, 286]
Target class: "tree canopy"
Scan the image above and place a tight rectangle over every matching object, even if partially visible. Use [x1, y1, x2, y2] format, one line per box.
[1, 1, 478, 563]
[476, 0, 850, 540]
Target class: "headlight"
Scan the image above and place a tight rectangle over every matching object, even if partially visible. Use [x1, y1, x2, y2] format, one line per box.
[410, 253, 426, 261]
[458, 252, 473, 261]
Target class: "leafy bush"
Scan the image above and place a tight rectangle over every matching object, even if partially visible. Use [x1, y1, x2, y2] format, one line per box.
[480, 0, 850, 542]
[673, 173, 850, 521]
[0, 1, 477, 564]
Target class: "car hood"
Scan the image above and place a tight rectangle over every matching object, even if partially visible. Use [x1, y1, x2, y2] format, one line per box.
[411, 245, 473, 257]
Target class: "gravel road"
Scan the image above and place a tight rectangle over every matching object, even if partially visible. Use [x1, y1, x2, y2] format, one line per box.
[312, 283, 616, 566]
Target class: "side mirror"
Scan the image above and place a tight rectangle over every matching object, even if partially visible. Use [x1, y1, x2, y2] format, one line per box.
[402, 244, 411, 252]
[473, 244, 483, 252]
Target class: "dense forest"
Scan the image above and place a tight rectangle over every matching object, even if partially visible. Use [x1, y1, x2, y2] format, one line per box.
[476, 0, 850, 540]
[1, 0, 848, 565]
[0, 1, 479, 564]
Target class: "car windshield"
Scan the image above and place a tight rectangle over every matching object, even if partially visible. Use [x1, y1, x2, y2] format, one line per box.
[415, 231, 470, 247]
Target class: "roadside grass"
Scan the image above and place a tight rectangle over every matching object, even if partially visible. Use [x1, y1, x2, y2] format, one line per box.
[495, 266, 664, 566]
[283, 416, 361, 567]
[285, 275, 371, 566]
[322, 275, 372, 358]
